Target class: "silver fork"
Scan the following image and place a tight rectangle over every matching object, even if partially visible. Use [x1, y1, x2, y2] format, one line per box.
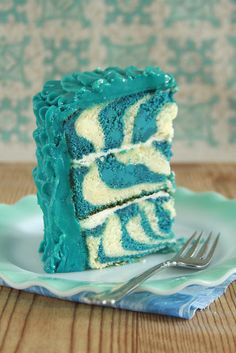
[83, 231, 220, 306]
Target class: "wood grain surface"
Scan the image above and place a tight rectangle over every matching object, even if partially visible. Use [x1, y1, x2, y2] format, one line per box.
[0, 163, 236, 353]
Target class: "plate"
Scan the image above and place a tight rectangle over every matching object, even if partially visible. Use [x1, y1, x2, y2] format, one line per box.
[0, 188, 236, 297]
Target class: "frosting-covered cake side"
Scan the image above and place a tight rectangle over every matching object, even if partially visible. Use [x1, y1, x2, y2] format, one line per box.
[33, 66, 178, 273]
[33, 96, 88, 272]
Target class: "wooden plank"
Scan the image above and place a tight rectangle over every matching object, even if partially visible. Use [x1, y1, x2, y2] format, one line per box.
[0, 163, 236, 353]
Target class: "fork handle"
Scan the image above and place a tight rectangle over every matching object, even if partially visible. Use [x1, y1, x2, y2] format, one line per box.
[87, 260, 176, 304]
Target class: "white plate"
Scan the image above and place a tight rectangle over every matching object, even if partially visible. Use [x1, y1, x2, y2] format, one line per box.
[0, 187, 236, 297]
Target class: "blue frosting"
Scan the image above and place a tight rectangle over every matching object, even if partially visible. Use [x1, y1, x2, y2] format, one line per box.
[33, 103, 88, 273]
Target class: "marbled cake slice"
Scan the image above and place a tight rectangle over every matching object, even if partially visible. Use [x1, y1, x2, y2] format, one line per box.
[33, 66, 178, 273]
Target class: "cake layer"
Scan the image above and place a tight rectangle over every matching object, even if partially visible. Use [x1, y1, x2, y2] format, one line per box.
[80, 192, 176, 269]
[65, 90, 178, 160]
[70, 141, 175, 220]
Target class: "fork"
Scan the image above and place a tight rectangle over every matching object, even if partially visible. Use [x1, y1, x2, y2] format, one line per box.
[83, 231, 220, 306]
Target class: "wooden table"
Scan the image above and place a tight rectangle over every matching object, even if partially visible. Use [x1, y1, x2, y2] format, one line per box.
[0, 163, 236, 353]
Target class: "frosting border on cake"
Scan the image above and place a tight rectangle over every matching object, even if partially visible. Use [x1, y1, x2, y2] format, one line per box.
[41, 66, 177, 112]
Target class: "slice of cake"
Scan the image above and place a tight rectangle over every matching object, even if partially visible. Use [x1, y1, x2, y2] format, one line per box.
[33, 66, 178, 273]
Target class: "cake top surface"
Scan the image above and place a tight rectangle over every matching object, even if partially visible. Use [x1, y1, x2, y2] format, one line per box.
[39, 66, 177, 111]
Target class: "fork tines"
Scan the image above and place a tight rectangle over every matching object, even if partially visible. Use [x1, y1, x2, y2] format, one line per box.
[178, 231, 220, 264]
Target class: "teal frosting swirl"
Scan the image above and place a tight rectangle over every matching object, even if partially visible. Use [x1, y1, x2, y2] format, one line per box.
[41, 66, 177, 109]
